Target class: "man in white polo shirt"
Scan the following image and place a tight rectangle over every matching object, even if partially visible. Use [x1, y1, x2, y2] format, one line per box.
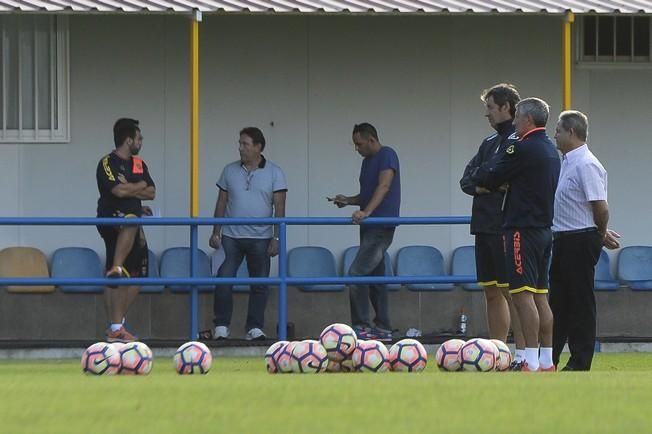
[209, 127, 287, 341]
[551, 110, 620, 371]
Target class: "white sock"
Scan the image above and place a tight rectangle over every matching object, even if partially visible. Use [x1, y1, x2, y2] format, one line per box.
[525, 347, 540, 370]
[110, 323, 123, 332]
[515, 349, 525, 362]
[539, 347, 554, 369]
[122, 317, 126, 325]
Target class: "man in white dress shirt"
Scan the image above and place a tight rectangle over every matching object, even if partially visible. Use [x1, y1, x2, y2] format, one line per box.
[551, 110, 620, 371]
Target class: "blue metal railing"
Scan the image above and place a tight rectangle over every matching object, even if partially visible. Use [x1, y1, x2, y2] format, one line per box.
[0, 216, 474, 340]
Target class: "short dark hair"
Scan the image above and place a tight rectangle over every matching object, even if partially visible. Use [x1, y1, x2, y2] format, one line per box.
[481, 84, 521, 118]
[240, 127, 266, 151]
[558, 110, 589, 142]
[352, 123, 379, 141]
[113, 118, 140, 148]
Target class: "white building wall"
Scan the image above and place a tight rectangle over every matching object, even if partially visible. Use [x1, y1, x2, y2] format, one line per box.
[0, 14, 649, 273]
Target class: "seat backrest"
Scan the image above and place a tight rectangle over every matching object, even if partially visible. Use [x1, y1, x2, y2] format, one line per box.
[288, 246, 337, 277]
[618, 246, 652, 281]
[159, 248, 211, 290]
[595, 249, 615, 281]
[451, 246, 476, 276]
[396, 245, 446, 276]
[0, 247, 54, 293]
[51, 247, 103, 293]
[141, 249, 164, 293]
[342, 246, 394, 277]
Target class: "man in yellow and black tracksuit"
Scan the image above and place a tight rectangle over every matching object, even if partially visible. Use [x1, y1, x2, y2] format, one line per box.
[460, 84, 525, 362]
[473, 97, 560, 372]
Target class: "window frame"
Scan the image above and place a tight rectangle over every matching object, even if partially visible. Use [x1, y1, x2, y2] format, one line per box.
[0, 15, 70, 143]
[577, 15, 652, 69]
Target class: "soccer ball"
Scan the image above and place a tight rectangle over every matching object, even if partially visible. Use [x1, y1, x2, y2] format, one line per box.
[174, 341, 212, 374]
[327, 357, 357, 373]
[435, 339, 465, 372]
[290, 340, 328, 373]
[118, 341, 153, 375]
[326, 359, 342, 373]
[265, 341, 289, 374]
[459, 338, 496, 372]
[352, 340, 390, 373]
[491, 339, 513, 371]
[389, 339, 428, 372]
[276, 341, 297, 373]
[340, 357, 356, 372]
[81, 342, 121, 375]
[319, 323, 357, 362]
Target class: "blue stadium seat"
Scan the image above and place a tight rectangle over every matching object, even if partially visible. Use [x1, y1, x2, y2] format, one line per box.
[594, 249, 620, 291]
[342, 246, 401, 291]
[159, 247, 212, 292]
[140, 250, 164, 293]
[451, 246, 482, 291]
[617, 246, 652, 291]
[287, 246, 345, 292]
[395, 245, 455, 291]
[51, 247, 103, 293]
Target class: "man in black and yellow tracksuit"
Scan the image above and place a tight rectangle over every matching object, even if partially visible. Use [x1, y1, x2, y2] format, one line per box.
[460, 84, 525, 363]
[473, 97, 560, 372]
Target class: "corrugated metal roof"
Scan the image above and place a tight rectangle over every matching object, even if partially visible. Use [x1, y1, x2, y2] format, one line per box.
[0, 0, 651, 14]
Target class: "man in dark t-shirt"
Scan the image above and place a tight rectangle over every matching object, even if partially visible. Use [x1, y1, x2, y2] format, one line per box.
[329, 123, 400, 342]
[96, 118, 156, 342]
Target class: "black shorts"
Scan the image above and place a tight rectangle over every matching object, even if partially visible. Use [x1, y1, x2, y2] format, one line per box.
[475, 234, 508, 288]
[97, 216, 148, 278]
[504, 228, 552, 295]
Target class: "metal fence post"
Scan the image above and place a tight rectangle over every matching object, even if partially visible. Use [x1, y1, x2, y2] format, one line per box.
[190, 222, 199, 340]
[278, 222, 288, 340]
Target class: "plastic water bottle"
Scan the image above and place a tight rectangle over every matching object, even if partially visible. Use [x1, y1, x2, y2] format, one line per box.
[459, 310, 468, 336]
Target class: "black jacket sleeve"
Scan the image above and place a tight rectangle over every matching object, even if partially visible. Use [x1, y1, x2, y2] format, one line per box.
[472, 142, 522, 190]
[460, 142, 486, 196]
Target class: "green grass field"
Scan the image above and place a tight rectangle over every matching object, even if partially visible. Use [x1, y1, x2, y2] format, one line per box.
[1, 353, 650, 434]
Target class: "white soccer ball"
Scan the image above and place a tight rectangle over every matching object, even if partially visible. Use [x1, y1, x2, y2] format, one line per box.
[81, 342, 121, 375]
[491, 339, 513, 371]
[319, 323, 358, 362]
[174, 341, 212, 374]
[290, 340, 328, 373]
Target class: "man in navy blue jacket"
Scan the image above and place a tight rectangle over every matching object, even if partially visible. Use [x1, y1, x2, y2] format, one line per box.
[460, 84, 525, 364]
[473, 97, 561, 372]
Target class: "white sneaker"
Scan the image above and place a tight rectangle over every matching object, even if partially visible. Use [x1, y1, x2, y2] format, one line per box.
[213, 326, 230, 340]
[245, 328, 266, 341]
[406, 327, 423, 338]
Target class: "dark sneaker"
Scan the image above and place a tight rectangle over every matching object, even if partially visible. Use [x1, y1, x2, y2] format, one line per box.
[106, 266, 130, 288]
[352, 326, 373, 340]
[368, 327, 393, 342]
[509, 360, 525, 371]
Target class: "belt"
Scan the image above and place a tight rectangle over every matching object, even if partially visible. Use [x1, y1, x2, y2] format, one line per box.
[552, 227, 598, 240]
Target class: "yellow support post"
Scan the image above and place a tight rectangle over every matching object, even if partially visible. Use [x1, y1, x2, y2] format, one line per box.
[562, 11, 574, 111]
[190, 10, 201, 217]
